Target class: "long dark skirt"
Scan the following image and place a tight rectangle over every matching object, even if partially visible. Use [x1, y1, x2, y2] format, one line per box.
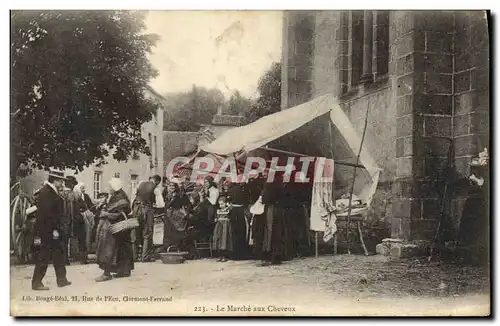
[282, 205, 302, 259]
[458, 195, 487, 246]
[190, 201, 216, 240]
[96, 219, 134, 274]
[213, 219, 234, 252]
[252, 212, 266, 259]
[255, 204, 290, 263]
[163, 208, 188, 250]
[230, 206, 248, 259]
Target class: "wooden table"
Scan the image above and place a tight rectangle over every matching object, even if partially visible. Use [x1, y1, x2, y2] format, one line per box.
[334, 208, 369, 256]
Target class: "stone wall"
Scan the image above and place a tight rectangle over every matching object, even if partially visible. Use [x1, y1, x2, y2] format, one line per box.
[281, 10, 490, 247]
[391, 11, 456, 241]
[450, 11, 490, 240]
[311, 11, 396, 235]
[310, 11, 342, 98]
[391, 11, 489, 241]
[281, 11, 316, 109]
[282, 11, 397, 247]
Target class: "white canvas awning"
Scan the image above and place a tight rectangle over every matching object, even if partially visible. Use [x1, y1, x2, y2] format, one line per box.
[200, 94, 382, 204]
[201, 94, 335, 155]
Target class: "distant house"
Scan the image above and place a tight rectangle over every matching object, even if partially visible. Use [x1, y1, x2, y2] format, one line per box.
[163, 131, 200, 166]
[198, 109, 247, 148]
[162, 109, 247, 178]
[22, 86, 166, 202]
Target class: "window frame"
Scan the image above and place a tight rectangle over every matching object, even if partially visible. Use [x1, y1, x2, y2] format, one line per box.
[130, 174, 139, 201]
[339, 10, 390, 98]
[93, 171, 102, 199]
[154, 135, 158, 167]
[148, 132, 153, 166]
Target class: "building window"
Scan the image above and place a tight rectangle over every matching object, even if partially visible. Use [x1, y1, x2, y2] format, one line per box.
[130, 174, 138, 201]
[349, 11, 364, 87]
[154, 135, 158, 167]
[340, 10, 390, 95]
[373, 11, 389, 78]
[93, 171, 102, 199]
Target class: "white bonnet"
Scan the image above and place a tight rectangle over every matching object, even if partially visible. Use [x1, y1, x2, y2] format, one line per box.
[109, 178, 123, 192]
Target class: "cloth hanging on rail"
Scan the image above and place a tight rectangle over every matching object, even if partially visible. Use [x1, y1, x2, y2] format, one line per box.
[309, 158, 336, 240]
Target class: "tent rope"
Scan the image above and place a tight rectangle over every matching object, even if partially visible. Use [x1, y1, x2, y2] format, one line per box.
[345, 102, 370, 255]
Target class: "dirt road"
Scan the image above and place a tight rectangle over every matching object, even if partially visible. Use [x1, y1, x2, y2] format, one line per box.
[10, 255, 490, 316]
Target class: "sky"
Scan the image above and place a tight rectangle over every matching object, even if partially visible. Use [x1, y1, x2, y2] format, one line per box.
[145, 11, 283, 99]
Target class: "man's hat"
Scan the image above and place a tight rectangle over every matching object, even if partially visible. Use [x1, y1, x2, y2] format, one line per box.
[65, 175, 78, 187]
[48, 169, 66, 180]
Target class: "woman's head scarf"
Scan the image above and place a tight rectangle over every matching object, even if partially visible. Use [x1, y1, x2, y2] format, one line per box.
[73, 182, 84, 196]
[109, 177, 123, 192]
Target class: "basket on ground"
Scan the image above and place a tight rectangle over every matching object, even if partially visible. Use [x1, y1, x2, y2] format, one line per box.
[159, 246, 188, 264]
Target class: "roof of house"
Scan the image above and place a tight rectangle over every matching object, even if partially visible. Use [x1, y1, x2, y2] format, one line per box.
[145, 85, 166, 108]
[211, 114, 247, 126]
[163, 131, 200, 164]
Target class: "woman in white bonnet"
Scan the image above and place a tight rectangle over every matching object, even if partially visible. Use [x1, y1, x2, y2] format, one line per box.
[95, 177, 134, 282]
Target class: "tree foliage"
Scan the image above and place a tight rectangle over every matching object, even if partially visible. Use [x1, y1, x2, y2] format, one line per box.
[10, 10, 159, 177]
[247, 61, 282, 122]
[227, 90, 252, 116]
[163, 85, 225, 132]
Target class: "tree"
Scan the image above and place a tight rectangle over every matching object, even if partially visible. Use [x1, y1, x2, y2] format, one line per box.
[227, 90, 252, 116]
[163, 86, 225, 132]
[10, 10, 159, 178]
[247, 61, 282, 122]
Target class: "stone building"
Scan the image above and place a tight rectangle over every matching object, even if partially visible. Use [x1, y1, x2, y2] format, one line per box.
[281, 11, 489, 246]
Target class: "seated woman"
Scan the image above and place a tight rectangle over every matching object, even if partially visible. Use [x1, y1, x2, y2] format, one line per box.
[95, 178, 134, 282]
[163, 182, 191, 252]
[184, 193, 207, 240]
[187, 177, 219, 236]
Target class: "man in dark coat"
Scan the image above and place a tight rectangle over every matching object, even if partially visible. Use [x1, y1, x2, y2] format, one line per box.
[132, 175, 164, 262]
[60, 176, 79, 264]
[31, 169, 72, 290]
[227, 182, 249, 260]
[255, 175, 290, 266]
[73, 181, 95, 263]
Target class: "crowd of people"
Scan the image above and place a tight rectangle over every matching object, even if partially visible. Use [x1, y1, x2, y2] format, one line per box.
[30, 169, 312, 290]
[157, 172, 312, 266]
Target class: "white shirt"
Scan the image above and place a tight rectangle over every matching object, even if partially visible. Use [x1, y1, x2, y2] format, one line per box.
[46, 181, 59, 194]
[207, 187, 219, 206]
[153, 187, 165, 209]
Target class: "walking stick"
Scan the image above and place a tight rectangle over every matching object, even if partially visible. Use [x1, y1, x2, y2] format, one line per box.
[67, 237, 71, 263]
[428, 138, 454, 262]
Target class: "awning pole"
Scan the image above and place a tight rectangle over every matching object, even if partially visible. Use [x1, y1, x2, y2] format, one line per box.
[345, 102, 370, 255]
[258, 147, 366, 169]
[315, 232, 319, 258]
[328, 118, 337, 257]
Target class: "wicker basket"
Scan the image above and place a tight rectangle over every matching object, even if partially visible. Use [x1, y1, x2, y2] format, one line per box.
[109, 212, 139, 234]
[159, 246, 188, 264]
